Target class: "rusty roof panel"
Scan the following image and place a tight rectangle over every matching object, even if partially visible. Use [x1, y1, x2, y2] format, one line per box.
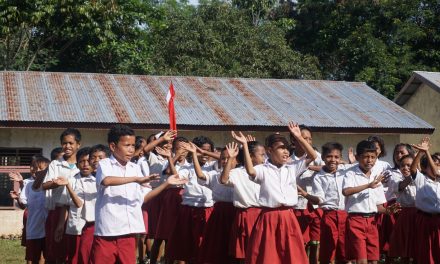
[0, 71, 433, 132]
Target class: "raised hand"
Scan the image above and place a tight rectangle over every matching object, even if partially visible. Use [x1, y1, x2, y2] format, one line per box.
[163, 130, 177, 141]
[226, 142, 239, 158]
[9, 191, 20, 200]
[155, 146, 171, 158]
[166, 174, 188, 185]
[411, 136, 430, 152]
[9, 171, 23, 182]
[53, 177, 69, 186]
[386, 202, 401, 215]
[137, 174, 161, 185]
[348, 147, 356, 163]
[288, 121, 302, 138]
[368, 174, 384, 189]
[246, 134, 256, 142]
[381, 171, 392, 184]
[182, 142, 197, 153]
[231, 131, 247, 144]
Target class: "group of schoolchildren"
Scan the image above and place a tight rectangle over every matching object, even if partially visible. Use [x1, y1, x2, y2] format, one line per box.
[8, 123, 440, 264]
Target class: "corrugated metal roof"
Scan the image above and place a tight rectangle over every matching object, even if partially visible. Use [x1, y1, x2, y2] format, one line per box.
[0, 71, 434, 133]
[395, 71, 440, 106]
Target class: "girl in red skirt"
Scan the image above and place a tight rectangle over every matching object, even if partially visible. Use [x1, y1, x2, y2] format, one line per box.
[388, 154, 416, 263]
[234, 121, 317, 264]
[192, 142, 238, 264]
[409, 137, 440, 264]
[220, 140, 264, 261]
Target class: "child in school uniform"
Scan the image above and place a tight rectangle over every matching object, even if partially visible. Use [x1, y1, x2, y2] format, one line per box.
[342, 140, 398, 264]
[408, 137, 440, 264]
[236, 122, 317, 264]
[388, 154, 416, 263]
[42, 128, 82, 264]
[19, 156, 50, 264]
[89, 125, 186, 264]
[190, 142, 237, 264]
[88, 144, 111, 175]
[300, 142, 351, 264]
[290, 126, 324, 264]
[220, 140, 264, 260]
[165, 136, 218, 264]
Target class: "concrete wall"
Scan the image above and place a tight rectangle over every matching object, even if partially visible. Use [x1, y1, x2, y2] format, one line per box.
[0, 209, 23, 236]
[400, 83, 440, 151]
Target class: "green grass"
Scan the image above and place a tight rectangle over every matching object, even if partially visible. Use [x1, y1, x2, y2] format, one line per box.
[0, 239, 25, 264]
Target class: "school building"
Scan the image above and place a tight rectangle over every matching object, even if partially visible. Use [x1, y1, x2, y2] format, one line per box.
[0, 71, 435, 235]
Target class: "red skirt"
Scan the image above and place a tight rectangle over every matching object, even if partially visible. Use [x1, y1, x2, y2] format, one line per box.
[414, 210, 440, 264]
[144, 192, 163, 238]
[165, 205, 213, 263]
[246, 207, 308, 264]
[294, 208, 312, 244]
[376, 201, 396, 252]
[155, 188, 183, 240]
[319, 210, 347, 263]
[45, 206, 67, 262]
[199, 202, 236, 264]
[388, 207, 416, 258]
[229, 207, 262, 259]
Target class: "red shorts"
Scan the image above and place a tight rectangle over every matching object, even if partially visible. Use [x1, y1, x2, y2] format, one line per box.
[414, 210, 440, 264]
[25, 238, 45, 261]
[319, 210, 347, 263]
[155, 188, 183, 240]
[345, 214, 380, 261]
[79, 222, 95, 264]
[89, 235, 136, 264]
[309, 208, 322, 242]
[165, 205, 213, 262]
[199, 202, 236, 264]
[229, 207, 261, 259]
[45, 206, 67, 262]
[389, 207, 416, 258]
[65, 234, 81, 264]
[246, 207, 308, 264]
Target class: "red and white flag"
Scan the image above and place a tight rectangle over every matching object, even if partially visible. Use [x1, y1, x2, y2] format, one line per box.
[167, 82, 177, 131]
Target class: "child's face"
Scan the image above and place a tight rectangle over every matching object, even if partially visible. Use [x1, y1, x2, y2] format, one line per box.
[110, 135, 135, 165]
[356, 151, 378, 172]
[220, 149, 237, 168]
[61, 135, 81, 159]
[373, 142, 381, 157]
[268, 142, 290, 166]
[323, 149, 342, 172]
[394, 146, 409, 166]
[197, 143, 211, 165]
[89, 151, 108, 172]
[399, 157, 413, 177]
[251, 146, 266, 166]
[78, 154, 92, 176]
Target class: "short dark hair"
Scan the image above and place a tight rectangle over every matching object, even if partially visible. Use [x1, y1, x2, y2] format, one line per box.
[135, 136, 146, 151]
[108, 125, 135, 144]
[399, 154, 413, 165]
[31, 156, 50, 169]
[265, 134, 289, 148]
[367, 135, 386, 158]
[356, 140, 377, 156]
[237, 141, 264, 164]
[60, 128, 81, 143]
[76, 147, 91, 162]
[192, 136, 214, 151]
[321, 142, 343, 157]
[420, 154, 438, 171]
[50, 147, 63, 161]
[299, 124, 312, 134]
[89, 144, 111, 158]
[392, 143, 415, 168]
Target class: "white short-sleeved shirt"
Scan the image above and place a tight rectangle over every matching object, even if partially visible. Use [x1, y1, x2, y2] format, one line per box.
[342, 165, 387, 213]
[252, 159, 307, 208]
[223, 166, 260, 208]
[76, 175, 97, 222]
[293, 151, 324, 209]
[388, 170, 416, 207]
[18, 178, 33, 205]
[43, 158, 80, 210]
[20, 180, 48, 239]
[198, 171, 233, 202]
[312, 164, 352, 211]
[179, 163, 215, 207]
[148, 152, 168, 188]
[94, 156, 151, 236]
[413, 171, 440, 213]
[66, 173, 86, 235]
[137, 156, 150, 177]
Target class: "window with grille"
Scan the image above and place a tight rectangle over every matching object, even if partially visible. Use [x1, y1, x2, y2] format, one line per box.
[0, 148, 43, 166]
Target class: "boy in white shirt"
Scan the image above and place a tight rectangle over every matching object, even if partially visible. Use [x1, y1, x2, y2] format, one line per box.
[89, 125, 186, 264]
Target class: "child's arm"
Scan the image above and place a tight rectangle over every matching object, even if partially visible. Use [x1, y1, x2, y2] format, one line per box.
[42, 162, 62, 190]
[347, 147, 356, 164]
[144, 174, 188, 203]
[342, 173, 385, 196]
[52, 177, 83, 208]
[288, 122, 317, 161]
[232, 131, 256, 178]
[410, 137, 429, 177]
[11, 191, 26, 209]
[220, 143, 239, 184]
[54, 206, 68, 242]
[377, 203, 400, 215]
[101, 174, 160, 186]
[297, 185, 321, 205]
[155, 147, 174, 177]
[9, 171, 24, 189]
[194, 145, 221, 161]
[183, 142, 206, 181]
[143, 130, 176, 154]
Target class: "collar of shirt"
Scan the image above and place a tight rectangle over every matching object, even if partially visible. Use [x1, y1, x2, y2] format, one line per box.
[109, 155, 136, 169]
[59, 158, 77, 170]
